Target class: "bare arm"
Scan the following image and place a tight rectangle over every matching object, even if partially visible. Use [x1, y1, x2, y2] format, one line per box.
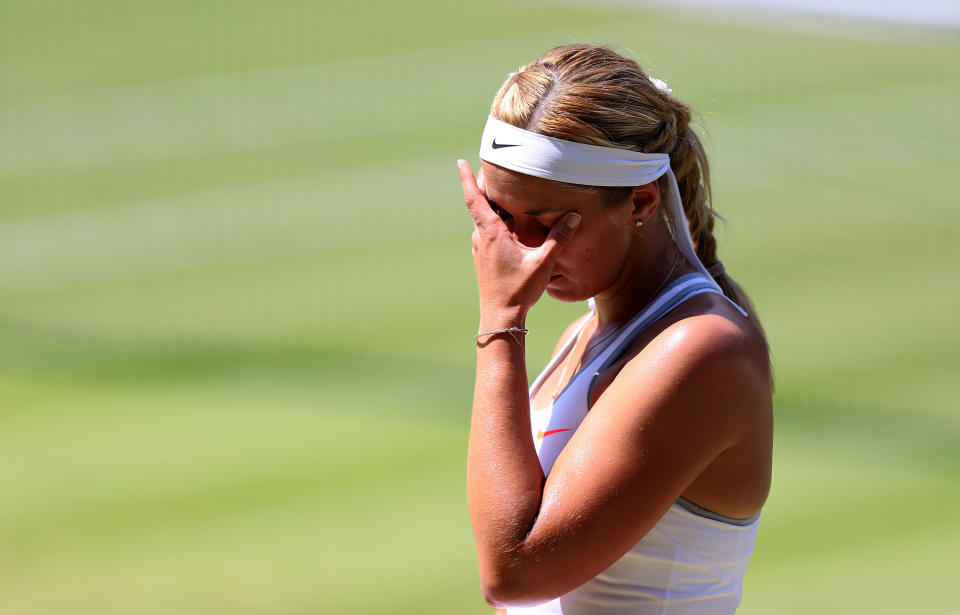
[467, 317, 542, 594]
[488, 316, 765, 604]
[458, 159, 581, 604]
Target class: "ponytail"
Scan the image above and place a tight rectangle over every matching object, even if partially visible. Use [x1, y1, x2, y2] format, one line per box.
[668, 108, 765, 335]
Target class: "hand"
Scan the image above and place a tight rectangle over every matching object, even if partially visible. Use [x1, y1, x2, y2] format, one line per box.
[458, 160, 581, 324]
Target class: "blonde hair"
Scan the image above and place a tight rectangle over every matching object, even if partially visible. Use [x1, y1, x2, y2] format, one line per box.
[490, 44, 764, 331]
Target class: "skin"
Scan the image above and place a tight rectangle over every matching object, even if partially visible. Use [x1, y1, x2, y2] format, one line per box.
[459, 159, 773, 609]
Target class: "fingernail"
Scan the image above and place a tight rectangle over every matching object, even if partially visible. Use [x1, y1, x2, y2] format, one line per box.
[565, 213, 582, 229]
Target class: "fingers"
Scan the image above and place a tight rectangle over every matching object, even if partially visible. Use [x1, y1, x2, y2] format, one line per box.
[458, 159, 499, 230]
[538, 212, 581, 264]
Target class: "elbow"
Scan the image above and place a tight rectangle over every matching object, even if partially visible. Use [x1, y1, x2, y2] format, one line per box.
[481, 573, 516, 608]
[481, 576, 523, 609]
[479, 567, 558, 608]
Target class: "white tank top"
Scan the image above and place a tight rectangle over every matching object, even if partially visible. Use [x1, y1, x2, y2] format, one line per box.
[509, 274, 760, 615]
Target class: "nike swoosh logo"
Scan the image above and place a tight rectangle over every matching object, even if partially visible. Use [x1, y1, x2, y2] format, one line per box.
[491, 139, 520, 150]
[537, 428, 574, 439]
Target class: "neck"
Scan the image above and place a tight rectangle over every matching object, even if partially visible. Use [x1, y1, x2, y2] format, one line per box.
[592, 218, 692, 326]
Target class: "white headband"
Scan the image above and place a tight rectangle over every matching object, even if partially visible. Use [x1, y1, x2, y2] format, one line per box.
[479, 116, 670, 187]
[477, 115, 747, 316]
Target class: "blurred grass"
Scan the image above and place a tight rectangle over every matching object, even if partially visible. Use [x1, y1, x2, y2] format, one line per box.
[1, 1, 958, 613]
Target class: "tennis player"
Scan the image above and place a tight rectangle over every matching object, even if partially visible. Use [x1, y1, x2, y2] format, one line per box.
[460, 45, 773, 614]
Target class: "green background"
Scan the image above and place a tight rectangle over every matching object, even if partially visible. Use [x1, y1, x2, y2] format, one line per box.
[1, 1, 957, 613]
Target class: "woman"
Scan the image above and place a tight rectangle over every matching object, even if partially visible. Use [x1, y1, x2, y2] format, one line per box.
[459, 45, 772, 614]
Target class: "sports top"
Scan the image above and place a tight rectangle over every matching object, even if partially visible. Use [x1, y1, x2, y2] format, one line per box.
[506, 273, 760, 615]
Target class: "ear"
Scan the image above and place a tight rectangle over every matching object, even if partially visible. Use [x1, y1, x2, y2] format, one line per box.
[629, 181, 660, 223]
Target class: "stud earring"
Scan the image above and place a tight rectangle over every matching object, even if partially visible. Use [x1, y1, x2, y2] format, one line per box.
[635, 219, 643, 228]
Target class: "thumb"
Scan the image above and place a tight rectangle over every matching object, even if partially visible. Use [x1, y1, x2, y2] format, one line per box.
[539, 212, 581, 262]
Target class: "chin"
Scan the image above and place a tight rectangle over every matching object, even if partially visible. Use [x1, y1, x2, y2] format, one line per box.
[546, 284, 590, 303]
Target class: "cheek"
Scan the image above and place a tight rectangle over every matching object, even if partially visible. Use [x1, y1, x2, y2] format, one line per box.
[566, 226, 630, 265]
[547, 228, 631, 301]
[560, 228, 631, 282]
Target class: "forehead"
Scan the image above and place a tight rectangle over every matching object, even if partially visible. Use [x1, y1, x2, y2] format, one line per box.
[480, 161, 604, 213]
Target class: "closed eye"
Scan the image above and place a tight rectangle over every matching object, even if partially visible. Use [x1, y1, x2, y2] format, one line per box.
[523, 207, 578, 228]
[486, 199, 513, 223]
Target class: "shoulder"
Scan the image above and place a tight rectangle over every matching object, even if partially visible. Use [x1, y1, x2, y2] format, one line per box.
[649, 309, 768, 382]
[616, 302, 772, 439]
[588, 292, 770, 432]
[619, 284, 769, 384]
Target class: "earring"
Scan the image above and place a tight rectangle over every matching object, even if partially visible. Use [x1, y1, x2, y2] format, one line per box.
[635, 219, 643, 228]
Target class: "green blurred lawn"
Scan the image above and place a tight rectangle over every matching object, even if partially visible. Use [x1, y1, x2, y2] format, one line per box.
[1, 1, 958, 613]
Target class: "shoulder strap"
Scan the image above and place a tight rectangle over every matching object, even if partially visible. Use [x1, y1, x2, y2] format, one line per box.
[582, 273, 720, 401]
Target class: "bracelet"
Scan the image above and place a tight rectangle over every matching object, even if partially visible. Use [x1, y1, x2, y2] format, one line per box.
[473, 327, 529, 345]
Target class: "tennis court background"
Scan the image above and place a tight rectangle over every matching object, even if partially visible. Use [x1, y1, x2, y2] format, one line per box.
[1, 1, 957, 613]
